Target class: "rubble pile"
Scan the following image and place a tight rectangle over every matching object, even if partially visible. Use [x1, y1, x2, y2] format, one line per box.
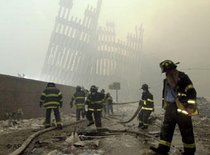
[1, 102, 210, 155]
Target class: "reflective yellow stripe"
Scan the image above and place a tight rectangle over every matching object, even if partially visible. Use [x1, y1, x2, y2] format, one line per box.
[177, 92, 187, 97]
[177, 109, 189, 115]
[58, 92, 62, 95]
[88, 108, 102, 111]
[142, 107, 153, 111]
[187, 99, 196, 104]
[76, 103, 85, 106]
[160, 140, 171, 147]
[46, 94, 59, 97]
[46, 106, 58, 109]
[143, 100, 146, 105]
[183, 143, 195, 149]
[185, 84, 194, 92]
[43, 102, 60, 106]
[75, 97, 85, 99]
[147, 99, 153, 102]
[91, 101, 103, 104]
[76, 104, 85, 109]
[41, 93, 46, 96]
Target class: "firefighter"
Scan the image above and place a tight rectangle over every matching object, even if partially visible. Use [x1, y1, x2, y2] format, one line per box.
[100, 89, 107, 116]
[106, 93, 114, 115]
[40, 82, 63, 129]
[138, 84, 154, 129]
[86, 85, 104, 130]
[150, 60, 197, 155]
[70, 86, 86, 121]
[16, 108, 23, 121]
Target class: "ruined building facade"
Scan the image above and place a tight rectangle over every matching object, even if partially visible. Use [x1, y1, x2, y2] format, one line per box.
[41, 0, 143, 101]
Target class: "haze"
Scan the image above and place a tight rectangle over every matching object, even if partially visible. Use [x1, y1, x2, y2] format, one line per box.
[0, 0, 210, 100]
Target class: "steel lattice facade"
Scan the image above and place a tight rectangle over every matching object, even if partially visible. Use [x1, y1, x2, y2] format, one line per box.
[41, 0, 143, 101]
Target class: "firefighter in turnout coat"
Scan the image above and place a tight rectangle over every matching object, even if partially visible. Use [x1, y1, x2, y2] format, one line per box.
[86, 85, 104, 130]
[70, 86, 86, 121]
[40, 82, 63, 129]
[150, 60, 197, 155]
[138, 84, 154, 129]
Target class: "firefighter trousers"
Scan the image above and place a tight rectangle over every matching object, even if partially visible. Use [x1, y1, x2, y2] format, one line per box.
[158, 102, 195, 154]
[45, 108, 62, 127]
[86, 110, 102, 128]
[107, 104, 113, 115]
[138, 109, 152, 126]
[76, 108, 85, 121]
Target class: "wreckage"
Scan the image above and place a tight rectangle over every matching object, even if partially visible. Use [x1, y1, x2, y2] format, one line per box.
[0, 98, 210, 155]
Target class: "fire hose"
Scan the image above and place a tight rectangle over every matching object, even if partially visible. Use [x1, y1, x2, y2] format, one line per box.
[119, 101, 143, 124]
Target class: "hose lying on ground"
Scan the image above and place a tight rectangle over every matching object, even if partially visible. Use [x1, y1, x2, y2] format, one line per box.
[9, 120, 87, 155]
[119, 103, 142, 124]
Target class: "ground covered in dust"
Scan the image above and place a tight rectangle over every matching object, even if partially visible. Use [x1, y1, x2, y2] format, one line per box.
[0, 100, 210, 155]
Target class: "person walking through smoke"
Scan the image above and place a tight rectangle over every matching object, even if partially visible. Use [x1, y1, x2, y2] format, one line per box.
[150, 60, 198, 155]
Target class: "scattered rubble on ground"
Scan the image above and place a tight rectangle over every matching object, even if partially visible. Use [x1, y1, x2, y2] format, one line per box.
[0, 100, 210, 155]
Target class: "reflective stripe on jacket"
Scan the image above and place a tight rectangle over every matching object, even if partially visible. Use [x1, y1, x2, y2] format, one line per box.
[86, 92, 104, 110]
[40, 86, 62, 109]
[72, 90, 86, 109]
[141, 91, 154, 111]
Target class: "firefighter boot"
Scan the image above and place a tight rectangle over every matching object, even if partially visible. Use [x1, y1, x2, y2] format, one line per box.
[138, 122, 143, 128]
[150, 146, 169, 155]
[57, 124, 63, 130]
[182, 152, 194, 155]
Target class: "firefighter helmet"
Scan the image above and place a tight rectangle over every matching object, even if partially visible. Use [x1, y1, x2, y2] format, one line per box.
[101, 89, 105, 93]
[76, 86, 81, 91]
[47, 82, 55, 87]
[90, 85, 98, 92]
[141, 84, 149, 90]
[159, 60, 177, 73]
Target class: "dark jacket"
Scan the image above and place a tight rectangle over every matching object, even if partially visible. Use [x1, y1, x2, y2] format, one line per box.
[71, 90, 86, 109]
[141, 90, 154, 111]
[40, 86, 63, 109]
[162, 71, 197, 109]
[86, 92, 104, 111]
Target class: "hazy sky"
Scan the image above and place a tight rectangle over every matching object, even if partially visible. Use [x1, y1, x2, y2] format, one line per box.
[0, 0, 210, 98]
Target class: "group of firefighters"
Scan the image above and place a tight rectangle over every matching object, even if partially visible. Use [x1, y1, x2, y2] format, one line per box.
[39, 59, 197, 155]
[40, 83, 114, 131]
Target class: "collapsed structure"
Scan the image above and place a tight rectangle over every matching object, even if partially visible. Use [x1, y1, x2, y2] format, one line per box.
[41, 0, 143, 101]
